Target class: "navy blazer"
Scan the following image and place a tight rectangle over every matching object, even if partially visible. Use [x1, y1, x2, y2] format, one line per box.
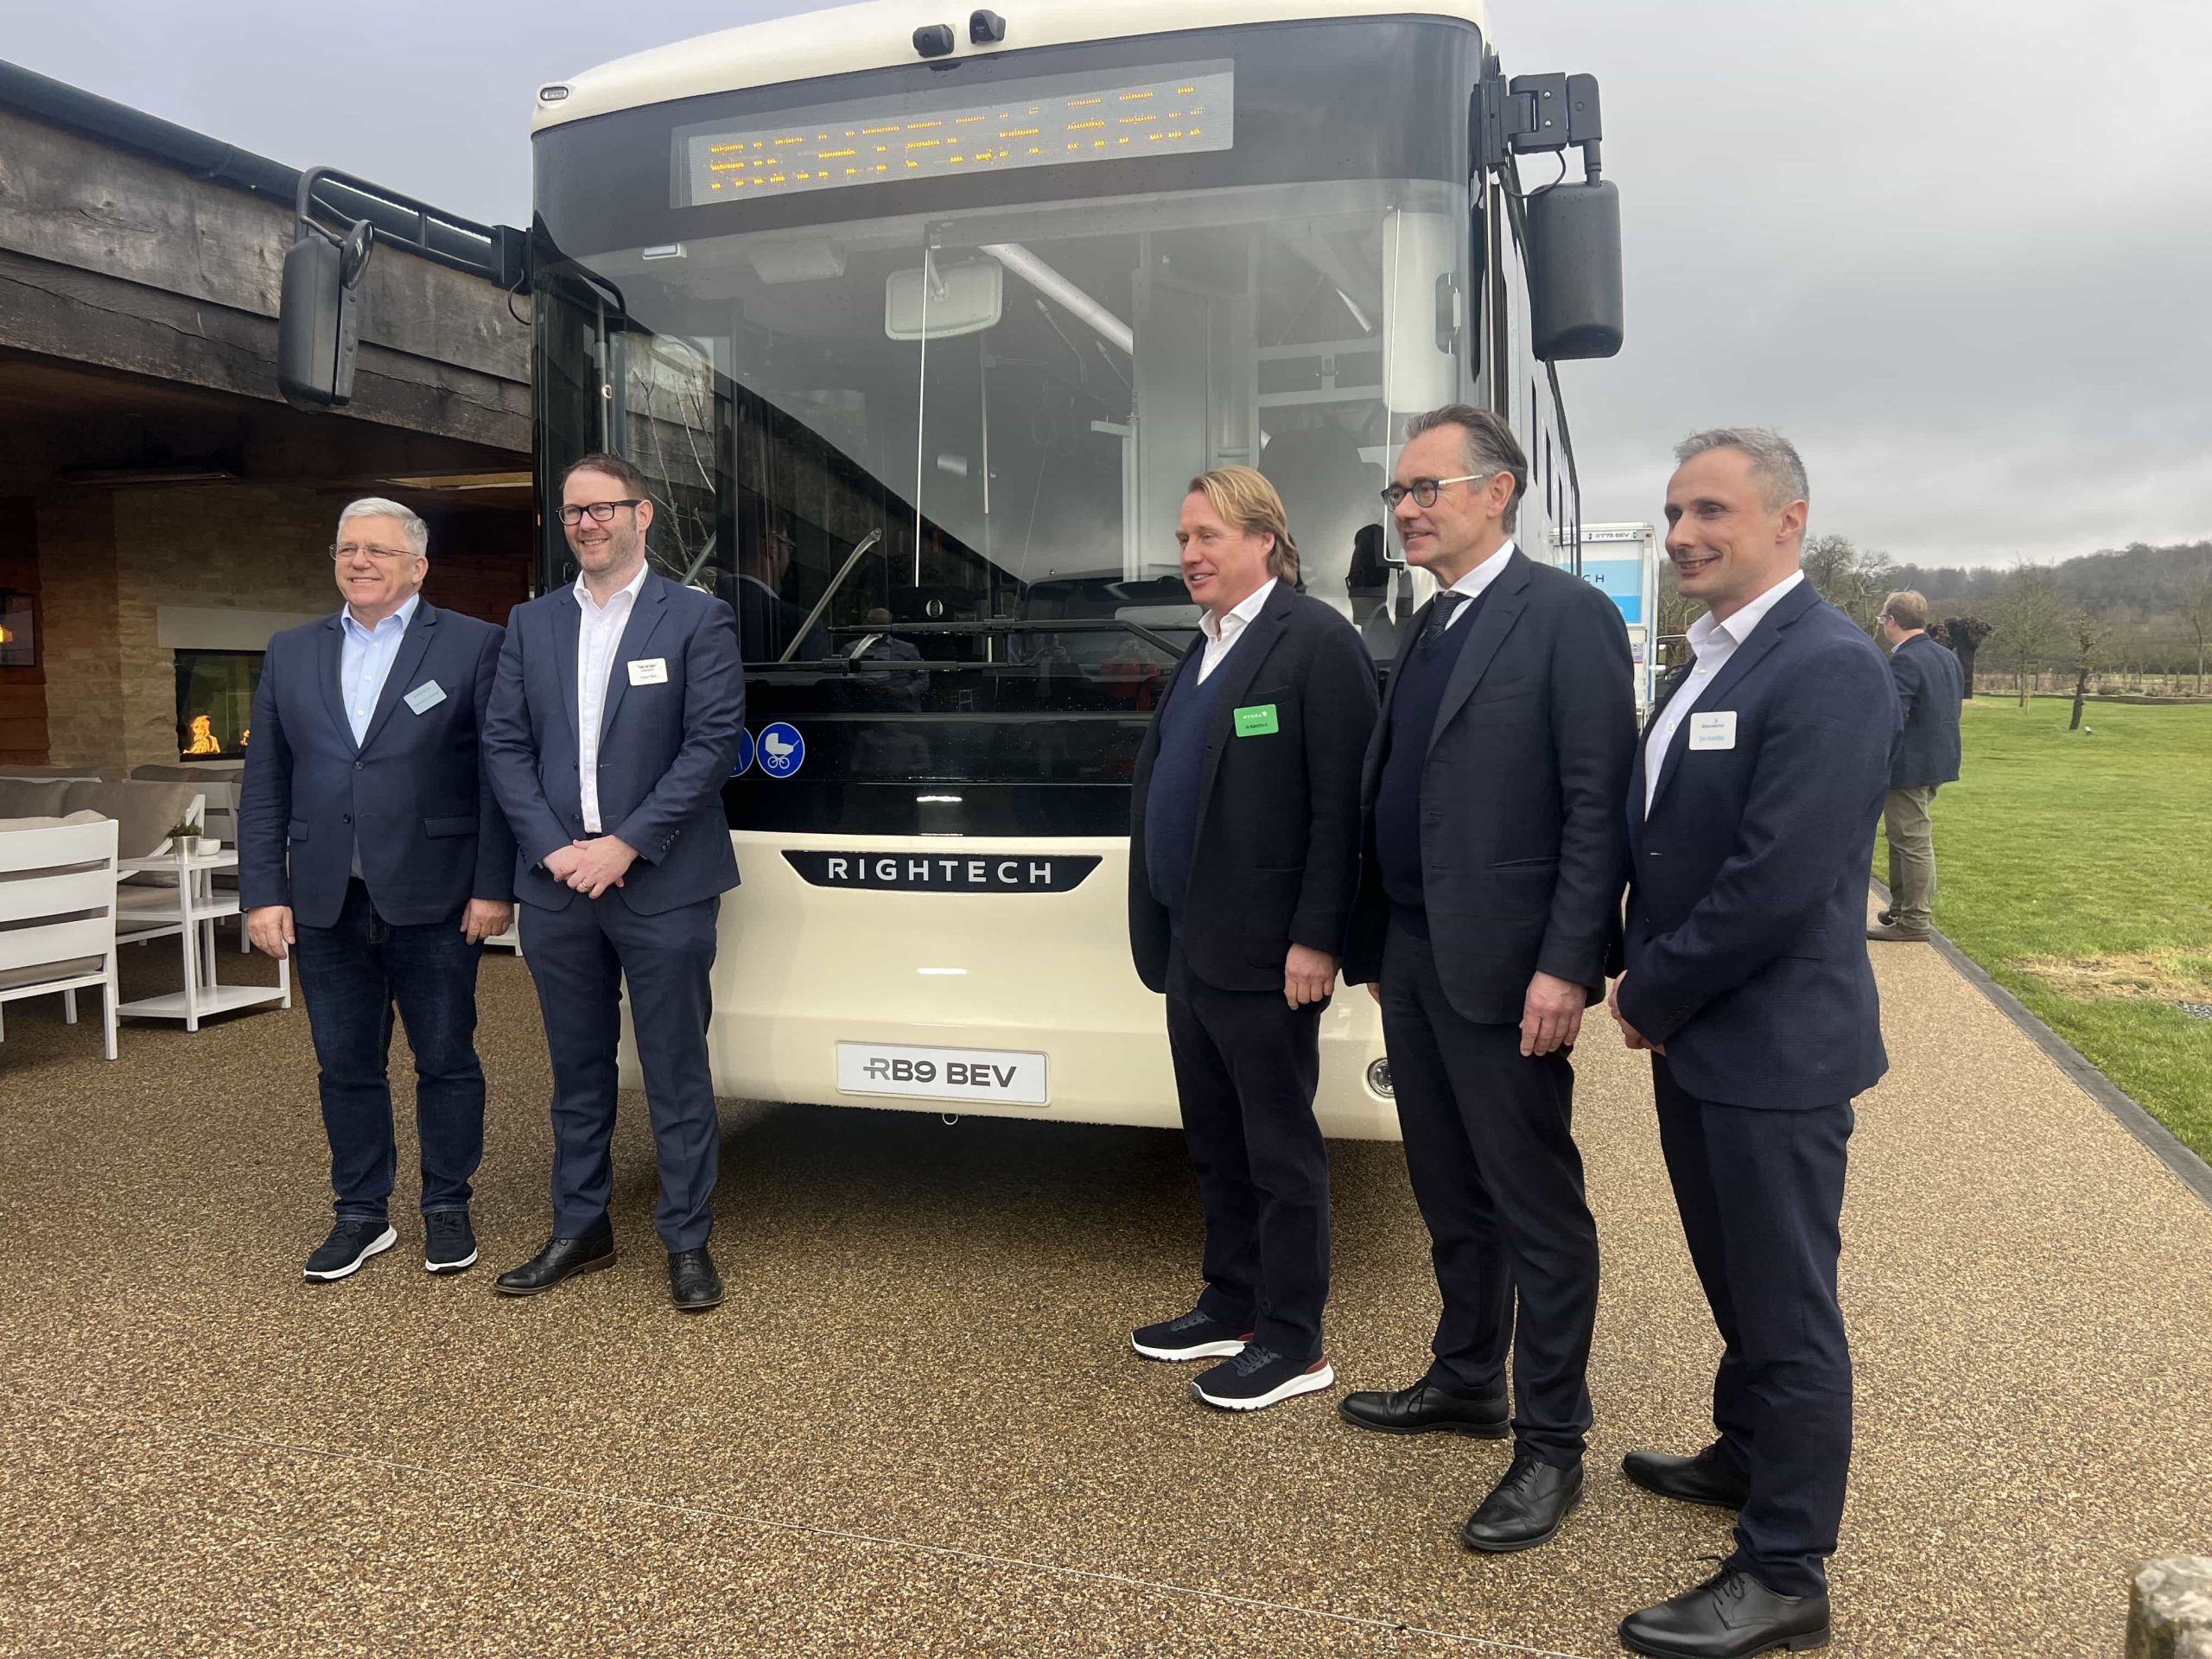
[1342, 550, 1637, 1023]
[1126, 583, 1378, 995]
[482, 570, 744, 915]
[238, 601, 515, 929]
[1887, 632, 1964, 788]
[1618, 581, 1899, 1109]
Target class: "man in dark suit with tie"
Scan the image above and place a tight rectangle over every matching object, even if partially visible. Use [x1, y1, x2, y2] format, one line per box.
[481, 452, 745, 1313]
[1339, 406, 1636, 1552]
[1867, 588, 1964, 944]
[1126, 467, 1378, 1412]
[1610, 429, 1898, 1658]
[240, 498, 514, 1284]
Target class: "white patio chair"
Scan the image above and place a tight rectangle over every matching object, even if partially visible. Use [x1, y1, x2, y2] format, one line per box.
[0, 817, 122, 1061]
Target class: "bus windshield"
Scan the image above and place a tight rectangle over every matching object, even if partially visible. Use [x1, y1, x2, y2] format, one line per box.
[534, 18, 1482, 833]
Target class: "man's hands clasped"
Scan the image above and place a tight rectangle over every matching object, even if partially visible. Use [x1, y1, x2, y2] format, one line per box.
[543, 835, 639, 900]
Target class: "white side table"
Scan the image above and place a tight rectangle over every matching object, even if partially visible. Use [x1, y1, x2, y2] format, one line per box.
[115, 849, 291, 1031]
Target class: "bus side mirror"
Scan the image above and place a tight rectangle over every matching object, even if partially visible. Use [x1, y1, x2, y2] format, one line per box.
[277, 218, 374, 410]
[1526, 179, 1623, 360]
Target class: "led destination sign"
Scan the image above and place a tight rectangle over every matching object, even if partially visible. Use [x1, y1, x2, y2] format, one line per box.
[677, 65, 1233, 206]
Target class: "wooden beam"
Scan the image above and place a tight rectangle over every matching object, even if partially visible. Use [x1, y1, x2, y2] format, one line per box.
[0, 251, 530, 454]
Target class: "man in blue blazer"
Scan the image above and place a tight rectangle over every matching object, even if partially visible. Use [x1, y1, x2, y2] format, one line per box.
[239, 498, 515, 1286]
[482, 452, 744, 1313]
[1867, 588, 1964, 943]
[1610, 430, 1899, 1659]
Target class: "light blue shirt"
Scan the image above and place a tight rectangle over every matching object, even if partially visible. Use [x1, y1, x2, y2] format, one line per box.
[339, 594, 421, 747]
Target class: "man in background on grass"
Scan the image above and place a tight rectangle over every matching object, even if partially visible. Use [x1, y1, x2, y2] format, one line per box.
[1868, 588, 1964, 944]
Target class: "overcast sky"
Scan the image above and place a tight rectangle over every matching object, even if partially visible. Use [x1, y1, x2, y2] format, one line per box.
[11, 0, 2209, 565]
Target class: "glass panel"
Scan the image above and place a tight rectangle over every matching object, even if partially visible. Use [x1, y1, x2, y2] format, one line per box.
[532, 19, 1480, 830]
[174, 650, 262, 761]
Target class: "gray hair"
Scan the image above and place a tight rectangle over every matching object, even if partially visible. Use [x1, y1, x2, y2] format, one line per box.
[1674, 428, 1808, 515]
[335, 496, 429, 557]
[1405, 404, 1527, 530]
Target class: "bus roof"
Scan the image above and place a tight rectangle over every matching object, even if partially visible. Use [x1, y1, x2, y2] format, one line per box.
[531, 0, 1488, 132]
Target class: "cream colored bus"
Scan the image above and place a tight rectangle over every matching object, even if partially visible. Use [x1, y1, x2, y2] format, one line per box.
[528, 0, 1618, 1135]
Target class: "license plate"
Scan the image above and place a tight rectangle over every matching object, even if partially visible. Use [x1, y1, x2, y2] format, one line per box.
[835, 1041, 1048, 1106]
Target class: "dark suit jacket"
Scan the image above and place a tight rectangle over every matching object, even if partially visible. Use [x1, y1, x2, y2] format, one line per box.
[481, 571, 744, 915]
[1127, 582, 1378, 995]
[1887, 632, 1964, 788]
[238, 601, 514, 930]
[1343, 550, 1637, 1025]
[1618, 580, 1899, 1109]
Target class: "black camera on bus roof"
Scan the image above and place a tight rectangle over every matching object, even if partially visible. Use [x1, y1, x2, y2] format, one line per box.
[912, 22, 957, 57]
[969, 10, 1006, 43]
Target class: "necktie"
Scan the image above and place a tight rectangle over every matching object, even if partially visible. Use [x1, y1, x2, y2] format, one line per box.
[1423, 590, 1468, 649]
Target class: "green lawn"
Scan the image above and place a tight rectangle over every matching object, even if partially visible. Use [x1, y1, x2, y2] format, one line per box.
[1877, 699, 2212, 1161]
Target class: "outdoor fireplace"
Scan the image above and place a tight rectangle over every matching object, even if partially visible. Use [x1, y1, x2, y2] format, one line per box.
[173, 648, 262, 762]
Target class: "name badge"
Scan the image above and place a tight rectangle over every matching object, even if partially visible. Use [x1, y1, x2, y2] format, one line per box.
[403, 680, 447, 715]
[1233, 703, 1280, 737]
[1688, 711, 1738, 751]
[627, 658, 670, 686]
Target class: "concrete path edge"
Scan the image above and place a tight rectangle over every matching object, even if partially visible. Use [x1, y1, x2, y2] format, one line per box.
[1872, 879, 2212, 1211]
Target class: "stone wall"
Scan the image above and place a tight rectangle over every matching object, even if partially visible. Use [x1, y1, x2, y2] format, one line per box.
[35, 482, 531, 772]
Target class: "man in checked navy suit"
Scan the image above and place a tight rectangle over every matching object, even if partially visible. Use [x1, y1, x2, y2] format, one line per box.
[239, 498, 514, 1285]
[1610, 429, 1899, 1659]
[482, 452, 743, 1313]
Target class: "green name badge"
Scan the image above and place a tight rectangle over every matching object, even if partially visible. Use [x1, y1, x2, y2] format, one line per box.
[1233, 702, 1280, 737]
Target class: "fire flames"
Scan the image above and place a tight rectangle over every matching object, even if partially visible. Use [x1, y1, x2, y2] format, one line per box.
[184, 714, 221, 755]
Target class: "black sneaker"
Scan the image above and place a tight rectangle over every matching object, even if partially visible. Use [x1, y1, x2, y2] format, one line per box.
[1191, 1344, 1336, 1411]
[1131, 1306, 1252, 1362]
[424, 1211, 479, 1275]
[304, 1218, 398, 1282]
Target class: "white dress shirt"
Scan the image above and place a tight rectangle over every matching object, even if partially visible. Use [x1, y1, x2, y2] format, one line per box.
[575, 563, 650, 834]
[1194, 576, 1278, 683]
[1643, 569, 1806, 815]
[1433, 539, 1517, 629]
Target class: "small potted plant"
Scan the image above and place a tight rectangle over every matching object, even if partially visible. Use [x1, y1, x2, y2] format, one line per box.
[162, 816, 218, 858]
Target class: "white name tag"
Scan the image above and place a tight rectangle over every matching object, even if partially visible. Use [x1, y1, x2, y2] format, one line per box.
[627, 658, 669, 686]
[1688, 711, 1738, 751]
[403, 680, 447, 715]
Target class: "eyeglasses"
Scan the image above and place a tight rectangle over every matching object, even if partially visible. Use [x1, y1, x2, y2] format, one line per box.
[558, 499, 645, 526]
[330, 543, 416, 563]
[1379, 473, 1491, 511]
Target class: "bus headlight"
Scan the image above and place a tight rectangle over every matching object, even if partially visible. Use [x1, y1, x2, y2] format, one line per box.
[1365, 1058, 1393, 1098]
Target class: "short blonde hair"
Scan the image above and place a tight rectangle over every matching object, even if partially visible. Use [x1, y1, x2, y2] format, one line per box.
[1882, 590, 1928, 629]
[1186, 465, 1300, 585]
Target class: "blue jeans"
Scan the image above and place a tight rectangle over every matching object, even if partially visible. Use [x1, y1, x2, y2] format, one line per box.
[293, 880, 487, 1223]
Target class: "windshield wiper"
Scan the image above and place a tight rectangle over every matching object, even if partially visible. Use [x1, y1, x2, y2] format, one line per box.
[776, 528, 883, 664]
[823, 616, 1193, 659]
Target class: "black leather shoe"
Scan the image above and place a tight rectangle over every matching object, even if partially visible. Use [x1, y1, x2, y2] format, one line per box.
[1623, 1443, 1751, 1511]
[1339, 1381, 1510, 1438]
[1459, 1451, 1583, 1553]
[493, 1217, 615, 1296]
[668, 1245, 723, 1313]
[1619, 1566, 1830, 1656]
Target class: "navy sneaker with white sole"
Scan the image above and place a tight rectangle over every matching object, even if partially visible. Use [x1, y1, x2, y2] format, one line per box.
[303, 1218, 398, 1282]
[1131, 1306, 1252, 1362]
[1191, 1344, 1335, 1411]
[423, 1210, 479, 1275]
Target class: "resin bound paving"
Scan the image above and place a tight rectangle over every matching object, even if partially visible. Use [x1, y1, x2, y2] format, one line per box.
[1, 904, 2206, 1657]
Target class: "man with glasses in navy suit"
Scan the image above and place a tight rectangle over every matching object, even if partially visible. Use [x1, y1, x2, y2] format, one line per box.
[1611, 429, 1898, 1659]
[483, 452, 744, 1314]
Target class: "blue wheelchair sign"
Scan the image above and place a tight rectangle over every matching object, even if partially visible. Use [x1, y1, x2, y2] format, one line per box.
[731, 728, 757, 778]
[757, 721, 805, 779]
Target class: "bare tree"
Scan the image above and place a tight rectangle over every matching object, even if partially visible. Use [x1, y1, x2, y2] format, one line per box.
[2065, 608, 2110, 731]
[2177, 553, 2212, 695]
[1800, 534, 1895, 634]
[1984, 562, 2069, 707]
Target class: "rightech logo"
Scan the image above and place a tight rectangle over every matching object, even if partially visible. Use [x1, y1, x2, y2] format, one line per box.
[781, 851, 1100, 893]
